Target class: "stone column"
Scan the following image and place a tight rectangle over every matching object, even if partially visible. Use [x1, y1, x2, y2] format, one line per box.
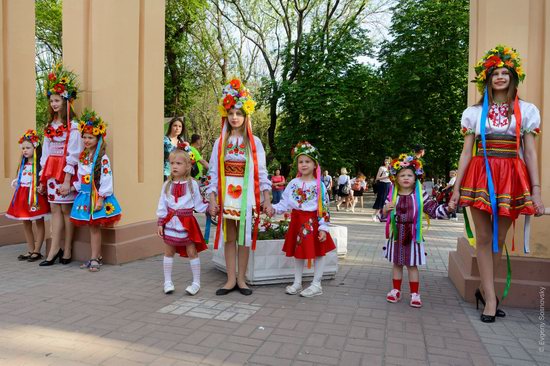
[0, 0, 36, 246]
[448, 0, 550, 308]
[61, 0, 166, 263]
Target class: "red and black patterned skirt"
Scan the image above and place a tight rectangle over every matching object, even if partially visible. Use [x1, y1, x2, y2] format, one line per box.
[459, 134, 535, 220]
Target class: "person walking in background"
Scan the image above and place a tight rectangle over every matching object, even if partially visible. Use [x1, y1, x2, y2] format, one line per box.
[350, 173, 367, 212]
[335, 168, 351, 211]
[323, 170, 332, 201]
[189, 134, 209, 179]
[271, 169, 286, 204]
[372, 157, 391, 221]
[163, 117, 186, 180]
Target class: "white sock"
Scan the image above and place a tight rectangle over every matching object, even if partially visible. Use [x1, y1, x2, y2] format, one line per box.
[312, 256, 326, 286]
[190, 257, 201, 285]
[163, 256, 174, 283]
[293, 259, 305, 287]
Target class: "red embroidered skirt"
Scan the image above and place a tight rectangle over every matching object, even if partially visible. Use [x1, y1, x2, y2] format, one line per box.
[459, 135, 535, 220]
[161, 212, 207, 258]
[282, 209, 336, 260]
[6, 186, 50, 220]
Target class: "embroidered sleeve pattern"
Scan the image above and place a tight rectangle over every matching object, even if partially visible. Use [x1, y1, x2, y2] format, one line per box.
[98, 155, 114, 198]
[422, 190, 450, 219]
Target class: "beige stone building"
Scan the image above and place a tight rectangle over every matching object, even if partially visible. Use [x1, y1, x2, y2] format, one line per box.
[0, 0, 548, 306]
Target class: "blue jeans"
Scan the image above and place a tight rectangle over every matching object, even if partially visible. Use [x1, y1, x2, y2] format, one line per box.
[272, 190, 283, 204]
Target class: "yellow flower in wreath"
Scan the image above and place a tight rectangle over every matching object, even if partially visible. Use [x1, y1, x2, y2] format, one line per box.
[104, 203, 115, 216]
[93, 127, 100, 136]
[218, 104, 228, 117]
[393, 162, 400, 170]
[242, 99, 256, 115]
[398, 153, 408, 160]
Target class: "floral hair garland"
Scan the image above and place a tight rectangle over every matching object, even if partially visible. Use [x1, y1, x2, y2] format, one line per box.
[44, 63, 79, 101]
[78, 109, 107, 137]
[18, 129, 40, 148]
[389, 154, 424, 180]
[473, 45, 525, 93]
[292, 141, 320, 164]
[218, 78, 256, 117]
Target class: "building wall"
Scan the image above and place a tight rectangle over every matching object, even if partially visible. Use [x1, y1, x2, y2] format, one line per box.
[0, 0, 36, 210]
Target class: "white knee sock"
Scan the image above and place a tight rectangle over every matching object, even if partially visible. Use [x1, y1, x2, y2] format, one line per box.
[293, 259, 305, 287]
[312, 256, 326, 286]
[163, 256, 174, 283]
[190, 257, 201, 285]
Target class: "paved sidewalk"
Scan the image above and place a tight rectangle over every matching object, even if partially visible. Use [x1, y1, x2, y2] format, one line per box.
[0, 195, 547, 366]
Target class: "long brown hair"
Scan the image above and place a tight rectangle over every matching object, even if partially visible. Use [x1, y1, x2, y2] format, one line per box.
[82, 135, 106, 189]
[223, 113, 250, 154]
[47, 96, 76, 126]
[164, 149, 194, 196]
[476, 68, 520, 119]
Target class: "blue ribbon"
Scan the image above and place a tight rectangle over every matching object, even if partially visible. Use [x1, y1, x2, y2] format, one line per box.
[480, 87, 499, 253]
[10, 158, 26, 207]
[204, 213, 211, 244]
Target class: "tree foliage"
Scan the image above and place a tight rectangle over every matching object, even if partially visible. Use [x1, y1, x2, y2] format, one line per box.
[375, 0, 469, 178]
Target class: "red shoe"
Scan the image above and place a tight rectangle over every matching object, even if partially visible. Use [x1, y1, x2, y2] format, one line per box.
[410, 293, 422, 308]
[386, 289, 401, 303]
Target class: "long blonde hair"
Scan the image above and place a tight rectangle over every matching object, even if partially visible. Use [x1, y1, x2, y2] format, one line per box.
[164, 149, 194, 195]
[223, 114, 250, 152]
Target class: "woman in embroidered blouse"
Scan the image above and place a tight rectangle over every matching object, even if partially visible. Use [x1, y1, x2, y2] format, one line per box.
[37, 64, 83, 266]
[164, 117, 186, 180]
[449, 45, 545, 323]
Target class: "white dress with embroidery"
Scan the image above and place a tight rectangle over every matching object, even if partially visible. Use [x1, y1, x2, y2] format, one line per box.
[40, 119, 83, 203]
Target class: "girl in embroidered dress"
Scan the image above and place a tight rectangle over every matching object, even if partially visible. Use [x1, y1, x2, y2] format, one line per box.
[69, 110, 122, 272]
[7, 130, 50, 262]
[157, 148, 208, 295]
[207, 78, 272, 296]
[383, 154, 451, 308]
[270, 142, 336, 297]
[449, 45, 545, 323]
[37, 63, 83, 266]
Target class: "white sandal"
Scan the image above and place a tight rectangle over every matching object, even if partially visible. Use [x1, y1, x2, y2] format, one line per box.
[185, 282, 200, 296]
[285, 284, 303, 295]
[300, 283, 323, 297]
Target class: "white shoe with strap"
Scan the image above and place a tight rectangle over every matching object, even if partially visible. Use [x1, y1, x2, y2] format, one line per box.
[185, 282, 200, 296]
[164, 281, 175, 294]
[300, 283, 323, 297]
[410, 292, 422, 308]
[386, 288, 401, 303]
[285, 283, 303, 295]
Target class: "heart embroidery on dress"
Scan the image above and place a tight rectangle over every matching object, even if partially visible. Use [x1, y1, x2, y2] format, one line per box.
[228, 184, 242, 199]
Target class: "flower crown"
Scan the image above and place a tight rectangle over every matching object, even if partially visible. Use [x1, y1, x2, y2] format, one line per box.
[473, 45, 525, 93]
[18, 129, 40, 148]
[389, 154, 424, 180]
[44, 63, 79, 101]
[78, 109, 107, 137]
[292, 141, 320, 163]
[176, 141, 197, 163]
[218, 78, 256, 117]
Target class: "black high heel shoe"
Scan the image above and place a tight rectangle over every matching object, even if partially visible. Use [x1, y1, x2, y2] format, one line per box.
[39, 249, 63, 266]
[60, 255, 72, 265]
[475, 289, 506, 318]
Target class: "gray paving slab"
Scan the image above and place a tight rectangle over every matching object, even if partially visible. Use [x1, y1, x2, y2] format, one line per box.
[0, 193, 547, 365]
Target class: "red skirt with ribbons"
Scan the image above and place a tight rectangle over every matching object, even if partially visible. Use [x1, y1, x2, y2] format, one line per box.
[159, 208, 207, 257]
[282, 209, 336, 260]
[459, 134, 535, 220]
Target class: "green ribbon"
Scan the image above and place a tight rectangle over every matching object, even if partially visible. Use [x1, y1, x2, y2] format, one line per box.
[238, 147, 250, 246]
[463, 208, 476, 246]
[502, 245, 511, 300]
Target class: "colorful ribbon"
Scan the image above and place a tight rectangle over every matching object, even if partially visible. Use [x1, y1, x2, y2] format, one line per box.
[479, 87, 499, 253]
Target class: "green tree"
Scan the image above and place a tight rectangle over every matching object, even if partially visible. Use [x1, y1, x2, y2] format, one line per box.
[276, 24, 378, 176]
[376, 0, 469, 178]
[35, 0, 63, 132]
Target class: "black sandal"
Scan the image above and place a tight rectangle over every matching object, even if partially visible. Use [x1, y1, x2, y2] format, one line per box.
[18, 252, 32, 261]
[27, 252, 43, 262]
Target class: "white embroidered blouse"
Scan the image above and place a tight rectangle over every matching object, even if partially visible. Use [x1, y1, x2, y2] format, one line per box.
[272, 177, 330, 232]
